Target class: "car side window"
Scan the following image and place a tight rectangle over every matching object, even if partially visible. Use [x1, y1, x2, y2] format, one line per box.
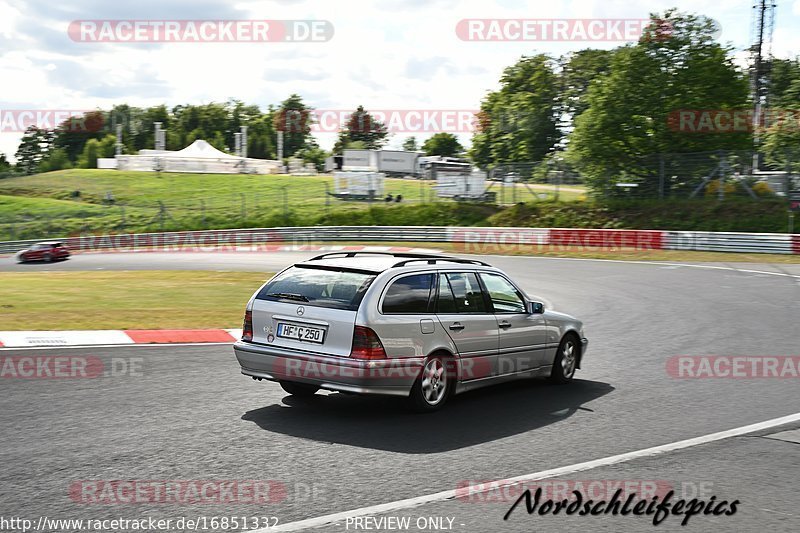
[480, 273, 526, 314]
[445, 272, 488, 313]
[382, 273, 434, 314]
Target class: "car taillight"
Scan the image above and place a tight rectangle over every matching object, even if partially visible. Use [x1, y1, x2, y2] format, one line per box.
[350, 326, 387, 360]
[242, 310, 253, 342]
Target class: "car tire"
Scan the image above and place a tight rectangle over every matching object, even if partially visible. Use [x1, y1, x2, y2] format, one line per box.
[279, 381, 320, 397]
[550, 334, 579, 383]
[43, 253, 52, 263]
[409, 355, 453, 413]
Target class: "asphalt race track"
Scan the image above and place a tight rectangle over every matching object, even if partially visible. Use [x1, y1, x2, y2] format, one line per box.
[1, 251, 799, 532]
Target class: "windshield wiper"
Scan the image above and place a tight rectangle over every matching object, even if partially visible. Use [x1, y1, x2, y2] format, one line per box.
[265, 292, 310, 302]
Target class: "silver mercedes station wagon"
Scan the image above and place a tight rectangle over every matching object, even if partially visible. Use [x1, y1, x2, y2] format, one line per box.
[233, 252, 588, 411]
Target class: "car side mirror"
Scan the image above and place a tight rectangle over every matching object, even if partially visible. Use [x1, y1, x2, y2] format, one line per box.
[528, 301, 545, 314]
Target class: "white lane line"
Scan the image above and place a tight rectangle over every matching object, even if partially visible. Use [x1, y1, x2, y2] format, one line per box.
[253, 412, 800, 532]
[0, 342, 233, 351]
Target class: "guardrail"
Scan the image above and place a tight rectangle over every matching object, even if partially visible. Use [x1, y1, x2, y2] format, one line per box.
[0, 226, 797, 255]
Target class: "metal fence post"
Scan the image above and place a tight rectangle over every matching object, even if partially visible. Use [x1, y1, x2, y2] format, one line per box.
[324, 182, 331, 216]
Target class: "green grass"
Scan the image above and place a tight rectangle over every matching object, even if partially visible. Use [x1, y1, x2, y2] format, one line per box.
[0, 270, 272, 330]
[0, 170, 587, 239]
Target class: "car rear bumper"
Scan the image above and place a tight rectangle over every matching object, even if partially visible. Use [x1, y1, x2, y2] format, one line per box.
[233, 341, 425, 396]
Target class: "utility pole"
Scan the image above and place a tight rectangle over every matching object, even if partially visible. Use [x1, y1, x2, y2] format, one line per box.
[750, 0, 776, 170]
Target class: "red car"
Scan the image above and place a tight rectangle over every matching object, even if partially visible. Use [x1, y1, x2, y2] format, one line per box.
[16, 241, 71, 263]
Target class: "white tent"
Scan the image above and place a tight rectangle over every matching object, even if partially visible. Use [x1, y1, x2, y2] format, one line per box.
[110, 139, 280, 174]
[169, 140, 240, 159]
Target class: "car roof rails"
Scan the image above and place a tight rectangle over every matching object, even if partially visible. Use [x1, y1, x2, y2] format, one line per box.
[391, 257, 492, 268]
[307, 251, 492, 268]
[308, 251, 451, 261]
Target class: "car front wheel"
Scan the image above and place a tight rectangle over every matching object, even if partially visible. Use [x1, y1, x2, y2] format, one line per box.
[550, 335, 579, 383]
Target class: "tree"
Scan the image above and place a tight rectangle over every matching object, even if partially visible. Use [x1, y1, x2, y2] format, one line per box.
[761, 58, 800, 169]
[77, 139, 100, 168]
[469, 54, 561, 167]
[274, 94, 314, 158]
[768, 58, 800, 108]
[76, 135, 116, 168]
[51, 110, 107, 163]
[422, 133, 464, 157]
[245, 107, 277, 159]
[565, 10, 751, 194]
[559, 49, 615, 121]
[296, 140, 330, 172]
[38, 147, 72, 172]
[762, 120, 800, 171]
[15, 127, 53, 174]
[333, 105, 388, 153]
[0, 153, 10, 174]
[402, 136, 419, 151]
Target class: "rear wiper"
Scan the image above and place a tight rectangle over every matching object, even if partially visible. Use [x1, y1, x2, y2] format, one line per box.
[265, 292, 310, 302]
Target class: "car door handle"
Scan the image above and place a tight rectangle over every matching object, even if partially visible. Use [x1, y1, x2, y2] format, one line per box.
[449, 323, 465, 331]
[498, 321, 512, 329]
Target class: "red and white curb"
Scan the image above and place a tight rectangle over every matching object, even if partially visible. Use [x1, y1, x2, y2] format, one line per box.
[0, 329, 243, 348]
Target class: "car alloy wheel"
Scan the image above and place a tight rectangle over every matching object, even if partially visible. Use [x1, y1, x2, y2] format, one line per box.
[421, 357, 447, 406]
[561, 339, 577, 379]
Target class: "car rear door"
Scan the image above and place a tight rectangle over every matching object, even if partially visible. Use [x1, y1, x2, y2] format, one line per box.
[435, 272, 499, 382]
[479, 272, 548, 374]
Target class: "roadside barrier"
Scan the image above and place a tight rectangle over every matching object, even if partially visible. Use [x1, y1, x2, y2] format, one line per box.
[0, 226, 796, 255]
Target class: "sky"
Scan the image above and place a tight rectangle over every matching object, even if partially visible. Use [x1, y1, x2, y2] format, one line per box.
[1, 0, 800, 162]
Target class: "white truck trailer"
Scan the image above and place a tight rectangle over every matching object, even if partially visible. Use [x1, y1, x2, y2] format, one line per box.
[342, 149, 379, 170]
[331, 171, 385, 200]
[376, 150, 422, 175]
[435, 170, 489, 200]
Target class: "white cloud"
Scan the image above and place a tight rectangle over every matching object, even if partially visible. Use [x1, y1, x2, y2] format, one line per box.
[1, 0, 799, 160]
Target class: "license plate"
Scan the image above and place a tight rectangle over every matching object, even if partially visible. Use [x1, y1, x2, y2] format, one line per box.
[276, 322, 325, 344]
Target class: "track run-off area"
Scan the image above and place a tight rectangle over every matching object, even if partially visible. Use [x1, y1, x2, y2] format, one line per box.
[1, 250, 799, 532]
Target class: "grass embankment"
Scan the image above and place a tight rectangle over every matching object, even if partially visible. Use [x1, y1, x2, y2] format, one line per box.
[0, 169, 792, 239]
[0, 170, 576, 239]
[0, 271, 271, 330]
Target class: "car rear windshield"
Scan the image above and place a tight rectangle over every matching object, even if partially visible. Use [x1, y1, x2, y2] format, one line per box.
[255, 266, 376, 311]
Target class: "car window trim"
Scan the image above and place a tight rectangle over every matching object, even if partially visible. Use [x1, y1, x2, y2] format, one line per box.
[379, 271, 436, 315]
[255, 265, 376, 311]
